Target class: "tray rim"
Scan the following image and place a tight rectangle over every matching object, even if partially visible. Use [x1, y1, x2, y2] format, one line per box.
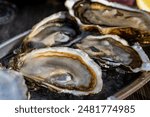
[112, 72, 150, 99]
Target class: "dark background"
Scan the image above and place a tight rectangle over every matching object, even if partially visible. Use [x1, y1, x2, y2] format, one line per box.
[0, 0, 66, 43]
[0, 0, 149, 99]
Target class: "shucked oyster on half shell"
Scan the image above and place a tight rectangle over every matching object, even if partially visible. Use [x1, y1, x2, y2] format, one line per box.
[0, 67, 27, 100]
[23, 12, 81, 51]
[76, 35, 150, 72]
[14, 47, 102, 96]
[65, 0, 150, 31]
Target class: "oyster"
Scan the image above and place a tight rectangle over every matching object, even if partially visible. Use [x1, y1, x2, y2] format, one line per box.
[65, 0, 150, 31]
[23, 12, 81, 51]
[76, 35, 150, 72]
[15, 47, 102, 96]
[0, 67, 27, 100]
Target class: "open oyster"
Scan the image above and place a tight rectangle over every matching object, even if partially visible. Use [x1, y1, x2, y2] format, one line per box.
[0, 67, 27, 100]
[76, 35, 150, 72]
[23, 12, 81, 51]
[15, 47, 102, 96]
[65, 0, 150, 31]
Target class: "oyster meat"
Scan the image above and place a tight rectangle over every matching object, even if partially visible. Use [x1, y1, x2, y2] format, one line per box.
[0, 67, 27, 100]
[23, 12, 81, 51]
[65, 0, 150, 31]
[76, 35, 150, 72]
[15, 47, 102, 96]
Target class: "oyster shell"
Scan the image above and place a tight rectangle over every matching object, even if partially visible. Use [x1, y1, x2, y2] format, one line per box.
[0, 67, 27, 100]
[76, 35, 150, 72]
[23, 12, 81, 51]
[65, 0, 150, 31]
[101, 27, 150, 47]
[15, 47, 102, 96]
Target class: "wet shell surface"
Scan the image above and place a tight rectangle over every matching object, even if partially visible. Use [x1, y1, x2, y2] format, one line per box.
[23, 12, 81, 51]
[75, 35, 150, 72]
[101, 27, 150, 46]
[65, 0, 150, 31]
[0, 67, 27, 100]
[15, 47, 103, 96]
